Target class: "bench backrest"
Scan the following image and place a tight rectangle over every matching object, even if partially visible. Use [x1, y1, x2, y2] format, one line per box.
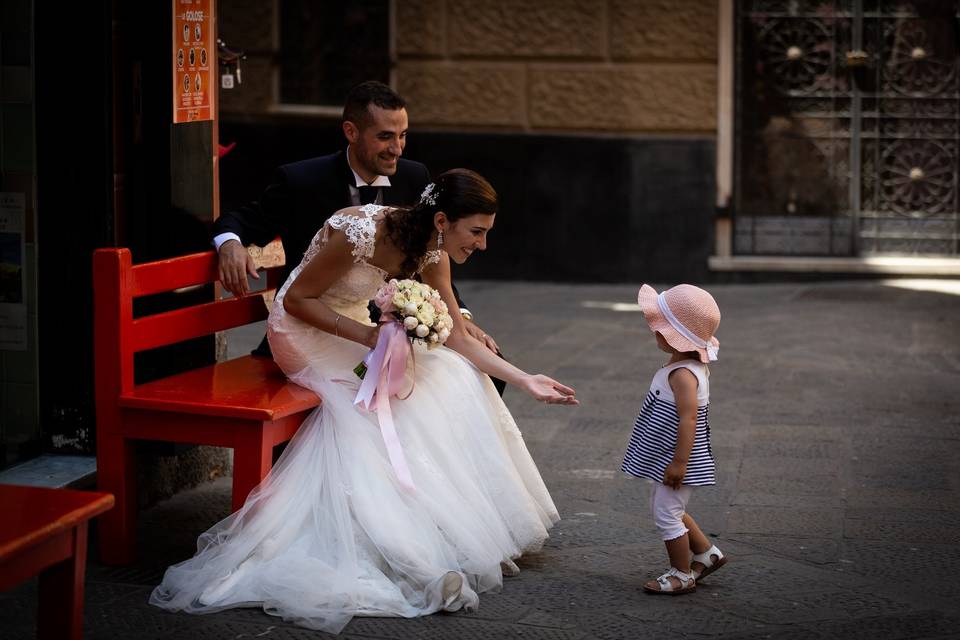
[93, 248, 276, 395]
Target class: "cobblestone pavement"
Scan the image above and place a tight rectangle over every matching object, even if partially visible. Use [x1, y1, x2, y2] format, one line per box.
[4, 280, 960, 639]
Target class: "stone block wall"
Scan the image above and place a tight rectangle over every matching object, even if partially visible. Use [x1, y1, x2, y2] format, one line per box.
[396, 0, 718, 133]
[218, 0, 718, 135]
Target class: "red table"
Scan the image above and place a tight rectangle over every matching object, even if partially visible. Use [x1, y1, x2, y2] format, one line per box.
[0, 484, 114, 639]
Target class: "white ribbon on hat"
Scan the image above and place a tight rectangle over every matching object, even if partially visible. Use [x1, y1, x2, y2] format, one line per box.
[656, 293, 719, 361]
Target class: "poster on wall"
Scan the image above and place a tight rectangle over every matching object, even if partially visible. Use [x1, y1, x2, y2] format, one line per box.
[172, 0, 215, 123]
[0, 192, 27, 351]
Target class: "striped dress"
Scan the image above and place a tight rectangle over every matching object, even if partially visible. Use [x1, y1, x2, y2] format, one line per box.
[621, 360, 716, 486]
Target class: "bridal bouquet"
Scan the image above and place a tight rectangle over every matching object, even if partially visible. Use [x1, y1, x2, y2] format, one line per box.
[354, 279, 453, 379]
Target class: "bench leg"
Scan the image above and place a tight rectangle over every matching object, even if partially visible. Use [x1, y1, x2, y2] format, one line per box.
[232, 426, 272, 513]
[97, 434, 137, 565]
[38, 523, 88, 640]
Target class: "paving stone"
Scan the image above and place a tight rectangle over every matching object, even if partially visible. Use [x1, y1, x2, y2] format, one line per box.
[566, 611, 653, 640]
[832, 540, 960, 600]
[0, 586, 36, 640]
[712, 627, 828, 640]
[726, 506, 843, 538]
[741, 439, 845, 460]
[844, 519, 960, 545]
[707, 589, 913, 625]
[623, 604, 764, 636]
[687, 553, 834, 597]
[844, 487, 960, 511]
[731, 492, 839, 510]
[412, 614, 588, 640]
[463, 592, 532, 622]
[84, 604, 197, 640]
[504, 574, 646, 612]
[734, 474, 841, 498]
[156, 619, 331, 640]
[795, 610, 960, 640]
[723, 534, 842, 565]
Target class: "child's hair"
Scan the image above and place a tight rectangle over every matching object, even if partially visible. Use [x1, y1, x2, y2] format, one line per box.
[638, 284, 720, 363]
[656, 332, 701, 360]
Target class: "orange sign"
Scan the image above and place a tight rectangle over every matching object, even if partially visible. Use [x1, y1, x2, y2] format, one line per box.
[172, 0, 215, 123]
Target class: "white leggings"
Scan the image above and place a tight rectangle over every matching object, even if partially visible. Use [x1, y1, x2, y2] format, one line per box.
[650, 482, 693, 541]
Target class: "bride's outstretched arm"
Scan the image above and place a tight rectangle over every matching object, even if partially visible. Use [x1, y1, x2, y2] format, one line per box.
[282, 230, 379, 348]
[421, 255, 578, 405]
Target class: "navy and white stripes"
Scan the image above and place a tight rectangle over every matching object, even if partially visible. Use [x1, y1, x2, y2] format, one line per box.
[621, 369, 716, 486]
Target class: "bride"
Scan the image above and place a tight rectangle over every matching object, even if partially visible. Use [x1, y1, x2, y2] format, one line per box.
[150, 169, 578, 633]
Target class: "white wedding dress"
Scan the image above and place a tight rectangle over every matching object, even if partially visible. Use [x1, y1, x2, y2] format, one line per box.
[150, 205, 559, 633]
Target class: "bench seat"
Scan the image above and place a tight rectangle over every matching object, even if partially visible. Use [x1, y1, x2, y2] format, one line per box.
[119, 356, 317, 421]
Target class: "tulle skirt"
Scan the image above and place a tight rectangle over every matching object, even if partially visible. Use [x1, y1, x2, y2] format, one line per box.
[149, 310, 558, 633]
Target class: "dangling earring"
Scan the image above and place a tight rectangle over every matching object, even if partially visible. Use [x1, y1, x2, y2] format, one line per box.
[437, 230, 444, 250]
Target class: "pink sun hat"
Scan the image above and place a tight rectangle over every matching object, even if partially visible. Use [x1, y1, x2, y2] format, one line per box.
[637, 284, 721, 363]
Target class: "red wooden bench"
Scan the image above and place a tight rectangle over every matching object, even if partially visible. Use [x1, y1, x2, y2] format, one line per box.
[0, 484, 114, 639]
[93, 248, 320, 565]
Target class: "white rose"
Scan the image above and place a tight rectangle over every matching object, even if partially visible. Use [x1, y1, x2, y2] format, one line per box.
[416, 308, 435, 326]
[402, 302, 418, 316]
[439, 328, 450, 341]
[415, 324, 430, 338]
[403, 316, 419, 330]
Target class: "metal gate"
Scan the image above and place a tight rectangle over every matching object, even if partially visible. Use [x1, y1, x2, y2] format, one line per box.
[734, 0, 959, 256]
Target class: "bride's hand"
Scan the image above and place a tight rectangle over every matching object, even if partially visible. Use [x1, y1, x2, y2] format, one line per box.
[520, 374, 579, 405]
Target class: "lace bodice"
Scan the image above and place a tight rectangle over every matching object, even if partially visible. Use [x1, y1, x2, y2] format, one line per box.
[281, 205, 387, 319]
[274, 205, 440, 324]
[300, 204, 442, 271]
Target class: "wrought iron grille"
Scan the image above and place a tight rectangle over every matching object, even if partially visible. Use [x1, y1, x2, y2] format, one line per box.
[735, 0, 960, 256]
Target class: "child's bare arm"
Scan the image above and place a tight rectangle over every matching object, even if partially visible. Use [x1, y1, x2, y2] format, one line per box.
[663, 367, 699, 489]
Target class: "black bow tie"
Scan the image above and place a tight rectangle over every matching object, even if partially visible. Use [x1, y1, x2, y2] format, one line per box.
[357, 185, 381, 205]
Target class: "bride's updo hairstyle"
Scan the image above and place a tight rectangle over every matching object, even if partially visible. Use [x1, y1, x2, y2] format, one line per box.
[384, 168, 498, 276]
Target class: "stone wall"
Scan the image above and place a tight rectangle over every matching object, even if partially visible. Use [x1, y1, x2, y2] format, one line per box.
[397, 0, 717, 133]
[218, 0, 718, 135]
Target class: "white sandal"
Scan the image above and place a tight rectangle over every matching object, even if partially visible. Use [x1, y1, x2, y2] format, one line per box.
[691, 544, 727, 581]
[440, 571, 478, 613]
[643, 567, 696, 595]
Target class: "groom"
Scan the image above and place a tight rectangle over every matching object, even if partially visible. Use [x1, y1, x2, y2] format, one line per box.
[214, 81, 505, 392]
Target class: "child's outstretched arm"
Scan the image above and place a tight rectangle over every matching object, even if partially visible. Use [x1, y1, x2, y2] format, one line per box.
[664, 368, 699, 489]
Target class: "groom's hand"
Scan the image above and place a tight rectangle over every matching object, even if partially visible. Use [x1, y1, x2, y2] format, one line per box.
[219, 239, 259, 297]
[463, 319, 500, 355]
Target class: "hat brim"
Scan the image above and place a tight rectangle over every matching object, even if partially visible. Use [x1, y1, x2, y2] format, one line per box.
[637, 284, 718, 363]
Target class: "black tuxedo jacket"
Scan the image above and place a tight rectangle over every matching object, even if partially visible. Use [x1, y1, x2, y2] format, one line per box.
[214, 150, 431, 286]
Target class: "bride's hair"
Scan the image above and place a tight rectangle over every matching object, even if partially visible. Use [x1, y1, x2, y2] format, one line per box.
[384, 169, 498, 276]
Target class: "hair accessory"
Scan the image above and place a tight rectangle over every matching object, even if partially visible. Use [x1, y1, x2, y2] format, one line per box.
[637, 284, 720, 363]
[419, 183, 438, 206]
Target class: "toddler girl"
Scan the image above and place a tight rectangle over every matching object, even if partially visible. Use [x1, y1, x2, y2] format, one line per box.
[622, 284, 727, 595]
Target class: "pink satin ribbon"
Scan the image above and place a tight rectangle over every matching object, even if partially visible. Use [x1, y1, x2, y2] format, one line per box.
[354, 322, 415, 492]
